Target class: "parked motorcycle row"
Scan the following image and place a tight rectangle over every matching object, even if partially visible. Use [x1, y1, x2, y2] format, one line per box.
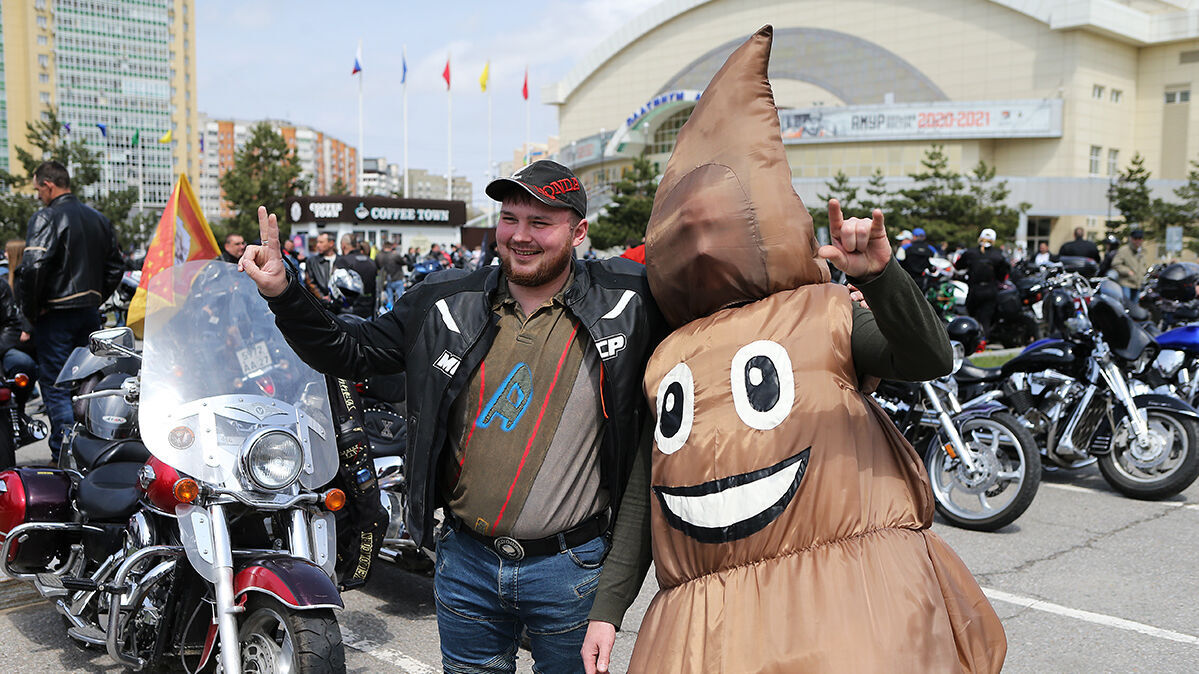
[876, 260, 1199, 532]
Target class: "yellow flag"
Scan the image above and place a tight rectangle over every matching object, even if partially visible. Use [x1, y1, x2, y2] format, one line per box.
[479, 61, 489, 93]
[158, 129, 172, 144]
[126, 174, 220, 337]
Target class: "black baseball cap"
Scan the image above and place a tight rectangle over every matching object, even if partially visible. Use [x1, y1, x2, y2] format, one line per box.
[1130, 228, 1144, 239]
[486, 160, 587, 219]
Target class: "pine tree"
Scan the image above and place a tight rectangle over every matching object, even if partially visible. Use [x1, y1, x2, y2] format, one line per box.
[588, 156, 658, 251]
[219, 122, 308, 239]
[1107, 152, 1153, 237]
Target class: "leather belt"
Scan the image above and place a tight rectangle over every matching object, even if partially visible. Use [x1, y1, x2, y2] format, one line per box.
[451, 510, 609, 561]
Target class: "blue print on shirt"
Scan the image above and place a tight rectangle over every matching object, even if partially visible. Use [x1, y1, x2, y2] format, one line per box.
[477, 363, 534, 432]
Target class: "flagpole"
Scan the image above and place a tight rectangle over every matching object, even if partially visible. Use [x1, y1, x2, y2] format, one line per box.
[403, 45, 409, 198]
[357, 38, 364, 195]
[524, 66, 530, 165]
[137, 136, 143, 212]
[447, 52, 453, 201]
[487, 64, 493, 226]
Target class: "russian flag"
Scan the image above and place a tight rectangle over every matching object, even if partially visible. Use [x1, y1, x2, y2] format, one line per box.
[352, 44, 362, 75]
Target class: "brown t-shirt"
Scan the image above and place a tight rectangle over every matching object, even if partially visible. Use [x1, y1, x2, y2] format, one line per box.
[441, 272, 608, 539]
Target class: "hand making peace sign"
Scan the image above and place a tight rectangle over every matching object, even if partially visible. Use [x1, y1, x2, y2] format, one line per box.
[238, 206, 289, 297]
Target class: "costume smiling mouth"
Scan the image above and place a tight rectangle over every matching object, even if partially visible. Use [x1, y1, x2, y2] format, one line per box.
[652, 448, 809, 544]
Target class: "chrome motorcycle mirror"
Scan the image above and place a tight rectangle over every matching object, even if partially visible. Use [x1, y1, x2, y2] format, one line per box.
[89, 327, 139, 359]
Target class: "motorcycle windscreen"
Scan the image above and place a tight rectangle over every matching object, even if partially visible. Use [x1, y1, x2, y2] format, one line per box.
[54, 346, 138, 388]
[139, 260, 338, 492]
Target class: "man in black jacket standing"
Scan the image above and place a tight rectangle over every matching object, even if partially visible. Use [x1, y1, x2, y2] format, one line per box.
[955, 227, 1009, 337]
[18, 161, 124, 463]
[1058, 227, 1100, 262]
[240, 160, 665, 673]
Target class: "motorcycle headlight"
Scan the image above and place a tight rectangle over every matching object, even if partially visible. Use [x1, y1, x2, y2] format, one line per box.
[241, 430, 303, 491]
[950, 341, 965, 374]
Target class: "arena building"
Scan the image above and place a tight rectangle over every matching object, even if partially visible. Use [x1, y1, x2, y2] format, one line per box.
[544, 0, 1199, 255]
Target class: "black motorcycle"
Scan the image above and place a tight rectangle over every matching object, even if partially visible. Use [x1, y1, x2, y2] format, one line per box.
[875, 327, 1041, 531]
[0, 369, 47, 470]
[957, 273, 1199, 500]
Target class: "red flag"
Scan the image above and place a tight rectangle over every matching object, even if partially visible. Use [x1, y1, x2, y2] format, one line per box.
[443, 58, 451, 90]
[522, 68, 529, 100]
[126, 174, 220, 337]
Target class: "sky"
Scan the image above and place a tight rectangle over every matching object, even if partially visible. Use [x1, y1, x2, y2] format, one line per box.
[196, 0, 658, 208]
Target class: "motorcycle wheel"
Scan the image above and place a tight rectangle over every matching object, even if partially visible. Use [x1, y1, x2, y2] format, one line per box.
[238, 594, 345, 674]
[925, 411, 1041, 531]
[1097, 409, 1199, 500]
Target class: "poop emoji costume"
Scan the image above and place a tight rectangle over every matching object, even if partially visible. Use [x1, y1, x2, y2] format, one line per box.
[623, 26, 1007, 673]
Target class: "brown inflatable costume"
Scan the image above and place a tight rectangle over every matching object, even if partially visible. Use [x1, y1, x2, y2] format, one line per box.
[628, 26, 1007, 673]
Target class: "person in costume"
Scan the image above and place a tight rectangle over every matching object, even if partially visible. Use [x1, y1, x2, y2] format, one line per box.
[582, 25, 1006, 674]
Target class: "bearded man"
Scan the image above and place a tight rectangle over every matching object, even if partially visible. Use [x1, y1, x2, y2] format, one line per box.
[239, 159, 665, 673]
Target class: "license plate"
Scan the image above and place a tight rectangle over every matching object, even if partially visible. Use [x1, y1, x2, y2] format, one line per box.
[236, 341, 271, 377]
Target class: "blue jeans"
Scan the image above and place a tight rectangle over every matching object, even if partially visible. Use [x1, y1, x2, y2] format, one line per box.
[385, 280, 405, 308]
[433, 525, 609, 673]
[34, 308, 101, 460]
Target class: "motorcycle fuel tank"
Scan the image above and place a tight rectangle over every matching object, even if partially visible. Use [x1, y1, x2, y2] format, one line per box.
[1155, 324, 1199, 354]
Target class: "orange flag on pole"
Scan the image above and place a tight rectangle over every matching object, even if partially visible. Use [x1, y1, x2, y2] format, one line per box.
[126, 173, 220, 337]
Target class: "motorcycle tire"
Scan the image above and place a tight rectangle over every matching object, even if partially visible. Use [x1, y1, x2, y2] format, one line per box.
[925, 411, 1041, 532]
[1097, 409, 1199, 500]
[238, 594, 346, 674]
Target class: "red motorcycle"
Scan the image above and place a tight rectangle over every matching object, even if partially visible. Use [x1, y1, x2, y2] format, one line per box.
[0, 261, 349, 672]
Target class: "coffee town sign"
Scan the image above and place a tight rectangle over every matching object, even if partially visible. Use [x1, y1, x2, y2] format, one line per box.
[285, 196, 467, 227]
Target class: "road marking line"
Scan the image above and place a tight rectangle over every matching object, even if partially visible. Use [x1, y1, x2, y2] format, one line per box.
[1042, 482, 1198, 510]
[341, 627, 438, 674]
[1040, 482, 1097, 495]
[983, 587, 1199, 646]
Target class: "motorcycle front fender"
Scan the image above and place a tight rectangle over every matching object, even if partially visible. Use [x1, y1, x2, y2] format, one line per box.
[953, 400, 1009, 421]
[1088, 394, 1199, 455]
[233, 555, 344, 610]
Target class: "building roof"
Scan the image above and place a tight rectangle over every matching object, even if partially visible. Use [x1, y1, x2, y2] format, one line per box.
[544, 0, 1199, 106]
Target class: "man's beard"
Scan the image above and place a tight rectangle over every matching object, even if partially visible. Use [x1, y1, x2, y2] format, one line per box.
[501, 244, 573, 288]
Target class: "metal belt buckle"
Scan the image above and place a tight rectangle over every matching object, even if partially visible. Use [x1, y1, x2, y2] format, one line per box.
[493, 536, 525, 561]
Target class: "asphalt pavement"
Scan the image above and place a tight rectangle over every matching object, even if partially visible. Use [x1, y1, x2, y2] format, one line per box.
[3, 432, 1198, 672]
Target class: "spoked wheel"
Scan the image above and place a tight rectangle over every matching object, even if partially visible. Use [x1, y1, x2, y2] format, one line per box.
[925, 412, 1041, 531]
[237, 594, 345, 674]
[1098, 409, 1199, 500]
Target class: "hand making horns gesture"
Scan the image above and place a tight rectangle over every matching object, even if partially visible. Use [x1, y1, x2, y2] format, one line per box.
[238, 206, 289, 297]
[817, 198, 892, 281]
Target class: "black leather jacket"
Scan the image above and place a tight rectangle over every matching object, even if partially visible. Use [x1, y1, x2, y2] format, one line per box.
[0, 280, 25, 355]
[266, 258, 666, 548]
[19, 193, 124, 319]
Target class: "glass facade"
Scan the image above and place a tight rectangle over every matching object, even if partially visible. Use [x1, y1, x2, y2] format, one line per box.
[0, 2, 8, 172]
[54, 0, 173, 206]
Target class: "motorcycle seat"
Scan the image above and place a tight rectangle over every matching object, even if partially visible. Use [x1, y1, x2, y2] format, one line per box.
[71, 433, 151, 470]
[956, 361, 1006, 384]
[76, 462, 144, 522]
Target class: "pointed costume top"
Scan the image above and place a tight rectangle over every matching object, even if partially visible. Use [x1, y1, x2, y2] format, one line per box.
[645, 25, 828, 328]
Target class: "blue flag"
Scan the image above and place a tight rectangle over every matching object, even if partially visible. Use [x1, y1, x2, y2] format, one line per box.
[63, 122, 71, 135]
[96, 123, 107, 138]
[402, 49, 407, 85]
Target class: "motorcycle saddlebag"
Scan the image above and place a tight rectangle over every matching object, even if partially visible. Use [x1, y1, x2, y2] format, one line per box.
[0, 468, 76, 573]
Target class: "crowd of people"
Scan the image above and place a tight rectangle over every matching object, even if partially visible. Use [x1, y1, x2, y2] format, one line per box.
[888, 223, 1160, 340]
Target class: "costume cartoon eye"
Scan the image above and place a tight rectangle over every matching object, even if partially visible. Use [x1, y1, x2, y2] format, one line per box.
[730, 340, 794, 430]
[654, 362, 694, 455]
